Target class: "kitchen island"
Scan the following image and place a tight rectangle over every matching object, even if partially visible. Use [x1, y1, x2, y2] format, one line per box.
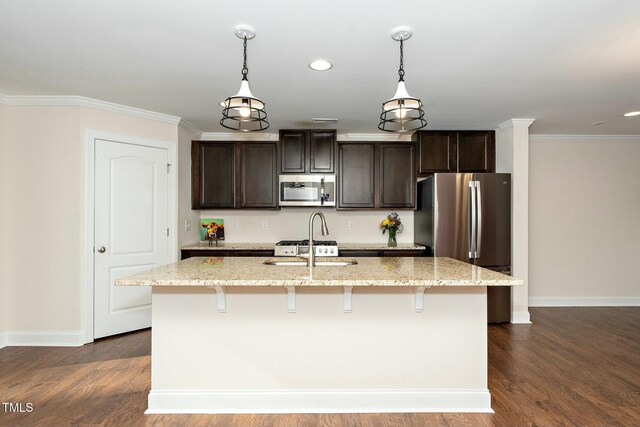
[117, 256, 521, 414]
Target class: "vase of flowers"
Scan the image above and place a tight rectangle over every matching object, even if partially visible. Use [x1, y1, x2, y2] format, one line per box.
[380, 212, 403, 247]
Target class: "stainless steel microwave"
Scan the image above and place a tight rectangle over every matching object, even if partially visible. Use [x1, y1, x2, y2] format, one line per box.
[278, 175, 336, 207]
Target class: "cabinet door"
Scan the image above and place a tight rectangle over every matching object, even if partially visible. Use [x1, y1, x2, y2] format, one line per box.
[192, 142, 236, 209]
[280, 130, 306, 173]
[379, 143, 416, 208]
[415, 131, 456, 175]
[337, 143, 375, 208]
[457, 131, 495, 173]
[239, 142, 278, 208]
[309, 130, 335, 173]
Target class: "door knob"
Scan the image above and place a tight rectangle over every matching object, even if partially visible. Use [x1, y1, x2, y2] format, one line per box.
[97, 246, 106, 253]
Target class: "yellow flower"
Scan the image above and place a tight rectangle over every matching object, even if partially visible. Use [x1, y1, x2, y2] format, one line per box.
[382, 218, 390, 226]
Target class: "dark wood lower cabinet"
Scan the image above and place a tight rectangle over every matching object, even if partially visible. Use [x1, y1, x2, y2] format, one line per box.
[182, 248, 426, 259]
[181, 249, 273, 260]
[339, 249, 425, 257]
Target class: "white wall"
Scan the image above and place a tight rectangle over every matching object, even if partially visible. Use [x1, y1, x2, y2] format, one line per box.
[2, 105, 177, 336]
[529, 136, 640, 306]
[178, 124, 201, 248]
[0, 103, 7, 342]
[198, 209, 415, 244]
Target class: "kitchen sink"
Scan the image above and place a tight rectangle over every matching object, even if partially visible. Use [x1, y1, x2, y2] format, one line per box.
[263, 257, 358, 266]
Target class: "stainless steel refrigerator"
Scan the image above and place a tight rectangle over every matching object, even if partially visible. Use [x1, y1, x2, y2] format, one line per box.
[414, 173, 512, 323]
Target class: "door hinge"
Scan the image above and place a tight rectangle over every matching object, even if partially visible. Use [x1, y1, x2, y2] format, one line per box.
[167, 163, 171, 173]
[167, 228, 170, 237]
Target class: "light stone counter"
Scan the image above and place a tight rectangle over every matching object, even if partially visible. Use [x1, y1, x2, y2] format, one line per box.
[339, 243, 426, 251]
[180, 242, 425, 251]
[116, 256, 521, 287]
[181, 242, 274, 250]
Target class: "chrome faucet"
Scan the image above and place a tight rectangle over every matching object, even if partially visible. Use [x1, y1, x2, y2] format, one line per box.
[304, 211, 330, 267]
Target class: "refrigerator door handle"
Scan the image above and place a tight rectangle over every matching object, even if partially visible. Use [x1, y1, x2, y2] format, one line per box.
[469, 181, 476, 259]
[476, 180, 482, 259]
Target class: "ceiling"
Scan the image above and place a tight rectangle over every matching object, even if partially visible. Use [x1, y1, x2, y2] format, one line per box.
[1, 0, 639, 135]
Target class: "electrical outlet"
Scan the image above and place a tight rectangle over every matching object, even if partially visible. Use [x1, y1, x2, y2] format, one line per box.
[347, 221, 354, 230]
[232, 221, 239, 230]
[261, 220, 269, 230]
[184, 220, 191, 232]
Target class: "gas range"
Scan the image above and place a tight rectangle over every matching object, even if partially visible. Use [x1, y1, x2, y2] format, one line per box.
[274, 240, 339, 257]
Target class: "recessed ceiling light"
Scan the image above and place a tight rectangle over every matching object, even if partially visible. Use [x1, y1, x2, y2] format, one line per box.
[309, 59, 333, 71]
[624, 111, 640, 117]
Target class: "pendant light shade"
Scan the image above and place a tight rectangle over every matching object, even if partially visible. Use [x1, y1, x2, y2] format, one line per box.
[378, 27, 427, 133]
[220, 26, 269, 132]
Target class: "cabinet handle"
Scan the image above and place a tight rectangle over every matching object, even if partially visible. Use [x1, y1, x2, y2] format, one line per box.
[469, 181, 476, 259]
[97, 246, 106, 253]
[476, 181, 482, 259]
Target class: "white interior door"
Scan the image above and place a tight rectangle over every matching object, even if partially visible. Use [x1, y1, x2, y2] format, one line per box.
[94, 139, 168, 339]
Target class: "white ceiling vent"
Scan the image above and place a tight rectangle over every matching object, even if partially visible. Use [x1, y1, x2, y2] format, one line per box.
[312, 118, 339, 124]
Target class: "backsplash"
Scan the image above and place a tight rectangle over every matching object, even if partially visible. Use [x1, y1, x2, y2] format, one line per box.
[195, 208, 414, 244]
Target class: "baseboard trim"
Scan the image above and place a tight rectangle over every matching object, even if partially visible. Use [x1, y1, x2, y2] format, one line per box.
[146, 389, 493, 414]
[2, 330, 85, 347]
[529, 297, 640, 307]
[0, 332, 6, 349]
[511, 311, 531, 324]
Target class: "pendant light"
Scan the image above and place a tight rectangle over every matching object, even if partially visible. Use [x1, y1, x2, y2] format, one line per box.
[220, 25, 269, 131]
[378, 27, 427, 133]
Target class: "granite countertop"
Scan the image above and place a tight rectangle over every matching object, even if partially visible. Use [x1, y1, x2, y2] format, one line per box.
[181, 242, 274, 250]
[116, 256, 522, 287]
[181, 242, 426, 251]
[339, 243, 425, 250]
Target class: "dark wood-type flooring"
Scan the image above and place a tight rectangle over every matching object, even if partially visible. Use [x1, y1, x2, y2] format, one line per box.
[1, 307, 639, 426]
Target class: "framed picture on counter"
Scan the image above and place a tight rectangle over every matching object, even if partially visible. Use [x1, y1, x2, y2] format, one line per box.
[200, 218, 225, 241]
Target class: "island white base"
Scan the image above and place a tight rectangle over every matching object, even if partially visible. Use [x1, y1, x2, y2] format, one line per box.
[148, 286, 491, 414]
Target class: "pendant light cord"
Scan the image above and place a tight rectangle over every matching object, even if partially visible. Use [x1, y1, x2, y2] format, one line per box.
[398, 38, 405, 82]
[241, 36, 249, 81]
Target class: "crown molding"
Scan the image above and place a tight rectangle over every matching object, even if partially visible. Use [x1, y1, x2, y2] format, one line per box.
[179, 119, 203, 137]
[497, 119, 536, 130]
[529, 134, 640, 143]
[199, 132, 279, 141]
[338, 133, 413, 142]
[0, 93, 181, 125]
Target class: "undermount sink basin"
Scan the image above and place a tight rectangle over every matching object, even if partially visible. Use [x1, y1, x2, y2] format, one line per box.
[263, 257, 358, 266]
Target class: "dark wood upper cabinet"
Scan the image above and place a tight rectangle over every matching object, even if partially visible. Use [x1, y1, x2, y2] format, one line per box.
[191, 142, 236, 209]
[239, 142, 278, 208]
[413, 131, 456, 174]
[337, 143, 375, 208]
[337, 141, 416, 210]
[192, 140, 278, 210]
[414, 130, 495, 175]
[457, 131, 495, 173]
[309, 131, 335, 173]
[379, 143, 416, 208]
[280, 131, 306, 173]
[279, 129, 335, 174]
